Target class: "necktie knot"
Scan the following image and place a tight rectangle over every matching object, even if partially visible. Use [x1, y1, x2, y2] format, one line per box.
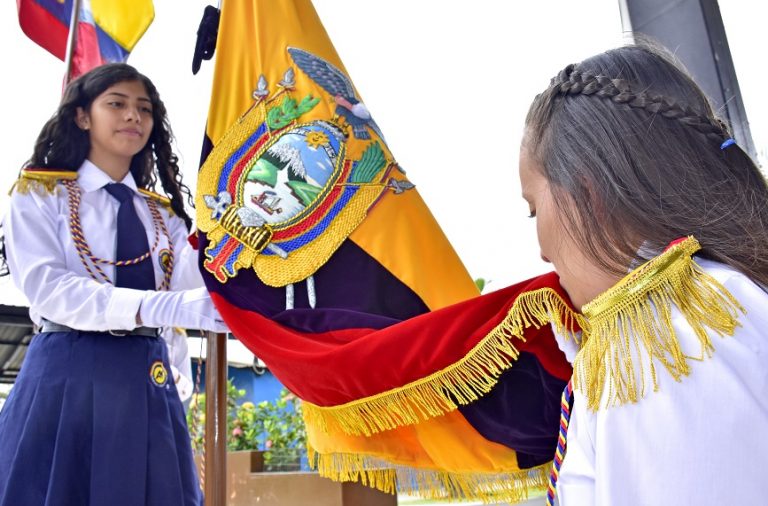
[104, 183, 134, 204]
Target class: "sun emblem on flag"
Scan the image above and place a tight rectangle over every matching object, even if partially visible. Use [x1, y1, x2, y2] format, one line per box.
[305, 131, 329, 149]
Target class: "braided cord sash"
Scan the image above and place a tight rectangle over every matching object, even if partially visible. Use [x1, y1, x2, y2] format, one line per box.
[546, 379, 574, 506]
[62, 179, 174, 290]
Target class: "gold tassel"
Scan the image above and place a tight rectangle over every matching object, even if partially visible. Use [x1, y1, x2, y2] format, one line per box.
[302, 289, 581, 436]
[574, 237, 744, 411]
[307, 443, 549, 504]
[10, 170, 77, 196]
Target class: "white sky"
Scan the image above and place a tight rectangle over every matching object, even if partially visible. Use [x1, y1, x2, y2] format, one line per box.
[0, 1, 764, 306]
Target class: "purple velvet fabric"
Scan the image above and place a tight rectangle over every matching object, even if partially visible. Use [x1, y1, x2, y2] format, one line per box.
[200, 236, 429, 332]
[458, 351, 565, 469]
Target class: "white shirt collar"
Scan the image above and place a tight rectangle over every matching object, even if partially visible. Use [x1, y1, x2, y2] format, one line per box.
[77, 159, 140, 194]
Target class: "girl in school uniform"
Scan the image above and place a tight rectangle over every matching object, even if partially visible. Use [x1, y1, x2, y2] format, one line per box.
[521, 43, 768, 505]
[0, 63, 225, 505]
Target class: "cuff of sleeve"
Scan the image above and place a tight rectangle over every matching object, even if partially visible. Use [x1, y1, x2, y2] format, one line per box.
[105, 288, 145, 330]
[172, 364, 194, 402]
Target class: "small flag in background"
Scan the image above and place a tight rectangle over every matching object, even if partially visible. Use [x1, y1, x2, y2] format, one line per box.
[17, 0, 154, 79]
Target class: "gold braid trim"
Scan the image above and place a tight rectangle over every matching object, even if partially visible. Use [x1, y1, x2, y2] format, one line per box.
[302, 289, 581, 437]
[10, 169, 78, 196]
[138, 188, 174, 214]
[575, 236, 744, 411]
[307, 444, 549, 504]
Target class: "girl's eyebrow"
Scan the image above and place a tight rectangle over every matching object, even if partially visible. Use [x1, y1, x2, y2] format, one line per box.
[104, 92, 152, 103]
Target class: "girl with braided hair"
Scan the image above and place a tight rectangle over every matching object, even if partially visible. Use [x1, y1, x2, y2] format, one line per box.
[0, 63, 226, 505]
[520, 43, 768, 504]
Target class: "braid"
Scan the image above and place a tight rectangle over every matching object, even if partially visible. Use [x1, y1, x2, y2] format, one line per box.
[551, 64, 731, 143]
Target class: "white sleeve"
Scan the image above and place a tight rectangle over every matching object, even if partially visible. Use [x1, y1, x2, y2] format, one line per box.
[4, 188, 144, 330]
[166, 327, 194, 403]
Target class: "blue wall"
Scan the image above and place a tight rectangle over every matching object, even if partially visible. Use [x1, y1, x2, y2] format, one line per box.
[191, 362, 285, 405]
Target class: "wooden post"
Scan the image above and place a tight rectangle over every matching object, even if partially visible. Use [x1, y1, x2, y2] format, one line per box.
[63, 0, 82, 86]
[204, 331, 228, 505]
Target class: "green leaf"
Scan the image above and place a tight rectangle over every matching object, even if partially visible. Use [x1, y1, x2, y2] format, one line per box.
[350, 142, 386, 184]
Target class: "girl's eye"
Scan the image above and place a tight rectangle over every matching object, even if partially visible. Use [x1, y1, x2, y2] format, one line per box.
[141, 107, 153, 114]
[528, 210, 537, 219]
[108, 101, 124, 108]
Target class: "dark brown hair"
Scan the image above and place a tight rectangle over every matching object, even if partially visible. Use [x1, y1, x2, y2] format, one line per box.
[524, 42, 768, 287]
[25, 63, 193, 228]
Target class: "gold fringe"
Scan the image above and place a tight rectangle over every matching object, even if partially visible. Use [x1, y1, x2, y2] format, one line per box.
[10, 170, 77, 196]
[307, 444, 549, 504]
[575, 236, 744, 410]
[302, 288, 582, 436]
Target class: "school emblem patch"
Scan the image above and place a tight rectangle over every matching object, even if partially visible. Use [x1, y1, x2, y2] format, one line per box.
[196, 47, 412, 288]
[158, 248, 172, 274]
[150, 361, 168, 387]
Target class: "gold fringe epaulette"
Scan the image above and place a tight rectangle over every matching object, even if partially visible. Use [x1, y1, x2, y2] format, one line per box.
[138, 188, 174, 213]
[302, 288, 581, 437]
[10, 169, 78, 196]
[574, 236, 744, 411]
[308, 444, 549, 504]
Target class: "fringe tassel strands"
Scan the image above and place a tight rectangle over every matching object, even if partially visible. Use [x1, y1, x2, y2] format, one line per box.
[307, 445, 550, 504]
[575, 237, 744, 411]
[302, 289, 580, 437]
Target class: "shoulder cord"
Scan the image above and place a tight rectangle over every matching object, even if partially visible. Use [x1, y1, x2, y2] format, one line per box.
[62, 179, 174, 290]
[546, 379, 574, 506]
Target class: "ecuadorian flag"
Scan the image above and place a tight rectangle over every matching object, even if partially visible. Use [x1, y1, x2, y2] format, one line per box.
[196, 0, 576, 502]
[17, 0, 154, 78]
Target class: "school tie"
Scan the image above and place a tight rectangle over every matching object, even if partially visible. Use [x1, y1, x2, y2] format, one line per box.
[104, 183, 156, 290]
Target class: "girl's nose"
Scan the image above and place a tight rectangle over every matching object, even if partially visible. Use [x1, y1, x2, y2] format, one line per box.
[126, 107, 141, 123]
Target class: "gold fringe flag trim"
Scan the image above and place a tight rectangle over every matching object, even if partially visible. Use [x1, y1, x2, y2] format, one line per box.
[307, 444, 549, 505]
[10, 169, 78, 196]
[302, 288, 582, 436]
[575, 236, 744, 411]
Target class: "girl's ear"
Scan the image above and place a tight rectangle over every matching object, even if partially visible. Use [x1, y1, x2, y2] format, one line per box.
[75, 107, 90, 130]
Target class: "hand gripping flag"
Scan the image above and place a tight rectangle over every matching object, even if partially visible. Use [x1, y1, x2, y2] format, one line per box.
[196, 1, 579, 502]
[17, 0, 154, 79]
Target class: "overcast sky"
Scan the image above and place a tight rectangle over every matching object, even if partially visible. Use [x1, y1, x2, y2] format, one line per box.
[0, 1, 764, 306]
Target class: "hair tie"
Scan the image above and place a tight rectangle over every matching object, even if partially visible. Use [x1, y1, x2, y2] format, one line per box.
[720, 138, 736, 150]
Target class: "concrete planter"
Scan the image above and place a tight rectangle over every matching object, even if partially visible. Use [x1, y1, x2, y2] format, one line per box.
[197, 451, 397, 506]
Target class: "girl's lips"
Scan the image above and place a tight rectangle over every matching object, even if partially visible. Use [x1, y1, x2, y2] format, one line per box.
[117, 129, 142, 137]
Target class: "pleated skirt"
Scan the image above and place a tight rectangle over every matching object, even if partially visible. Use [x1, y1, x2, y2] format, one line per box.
[0, 330, 202, 506]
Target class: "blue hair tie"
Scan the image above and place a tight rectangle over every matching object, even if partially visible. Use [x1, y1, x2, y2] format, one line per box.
[720, 138, 736, 150]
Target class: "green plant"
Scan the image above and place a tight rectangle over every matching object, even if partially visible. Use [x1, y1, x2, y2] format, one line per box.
[475, 277, 491, 293]
[187, 380, 306, 468]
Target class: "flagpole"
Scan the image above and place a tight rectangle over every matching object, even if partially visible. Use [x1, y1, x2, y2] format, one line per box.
[204, 331, 227, 505]
[63, 0, 82, 86]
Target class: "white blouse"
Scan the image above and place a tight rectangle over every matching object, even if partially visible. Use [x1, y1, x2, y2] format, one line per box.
[3, 160, 201, 400]
[554, 259, 768, 505]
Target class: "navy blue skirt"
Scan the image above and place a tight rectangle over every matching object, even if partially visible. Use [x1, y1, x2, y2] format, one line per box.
[0, 330, 202, 506]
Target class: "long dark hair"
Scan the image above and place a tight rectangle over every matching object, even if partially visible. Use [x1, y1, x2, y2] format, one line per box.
[524, 42, 768, 287]
[26, 63, 193, 228]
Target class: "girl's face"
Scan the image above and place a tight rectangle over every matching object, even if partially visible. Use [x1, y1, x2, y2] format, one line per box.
[76, 80, 154, 173]
[518, 146, 621, 310]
